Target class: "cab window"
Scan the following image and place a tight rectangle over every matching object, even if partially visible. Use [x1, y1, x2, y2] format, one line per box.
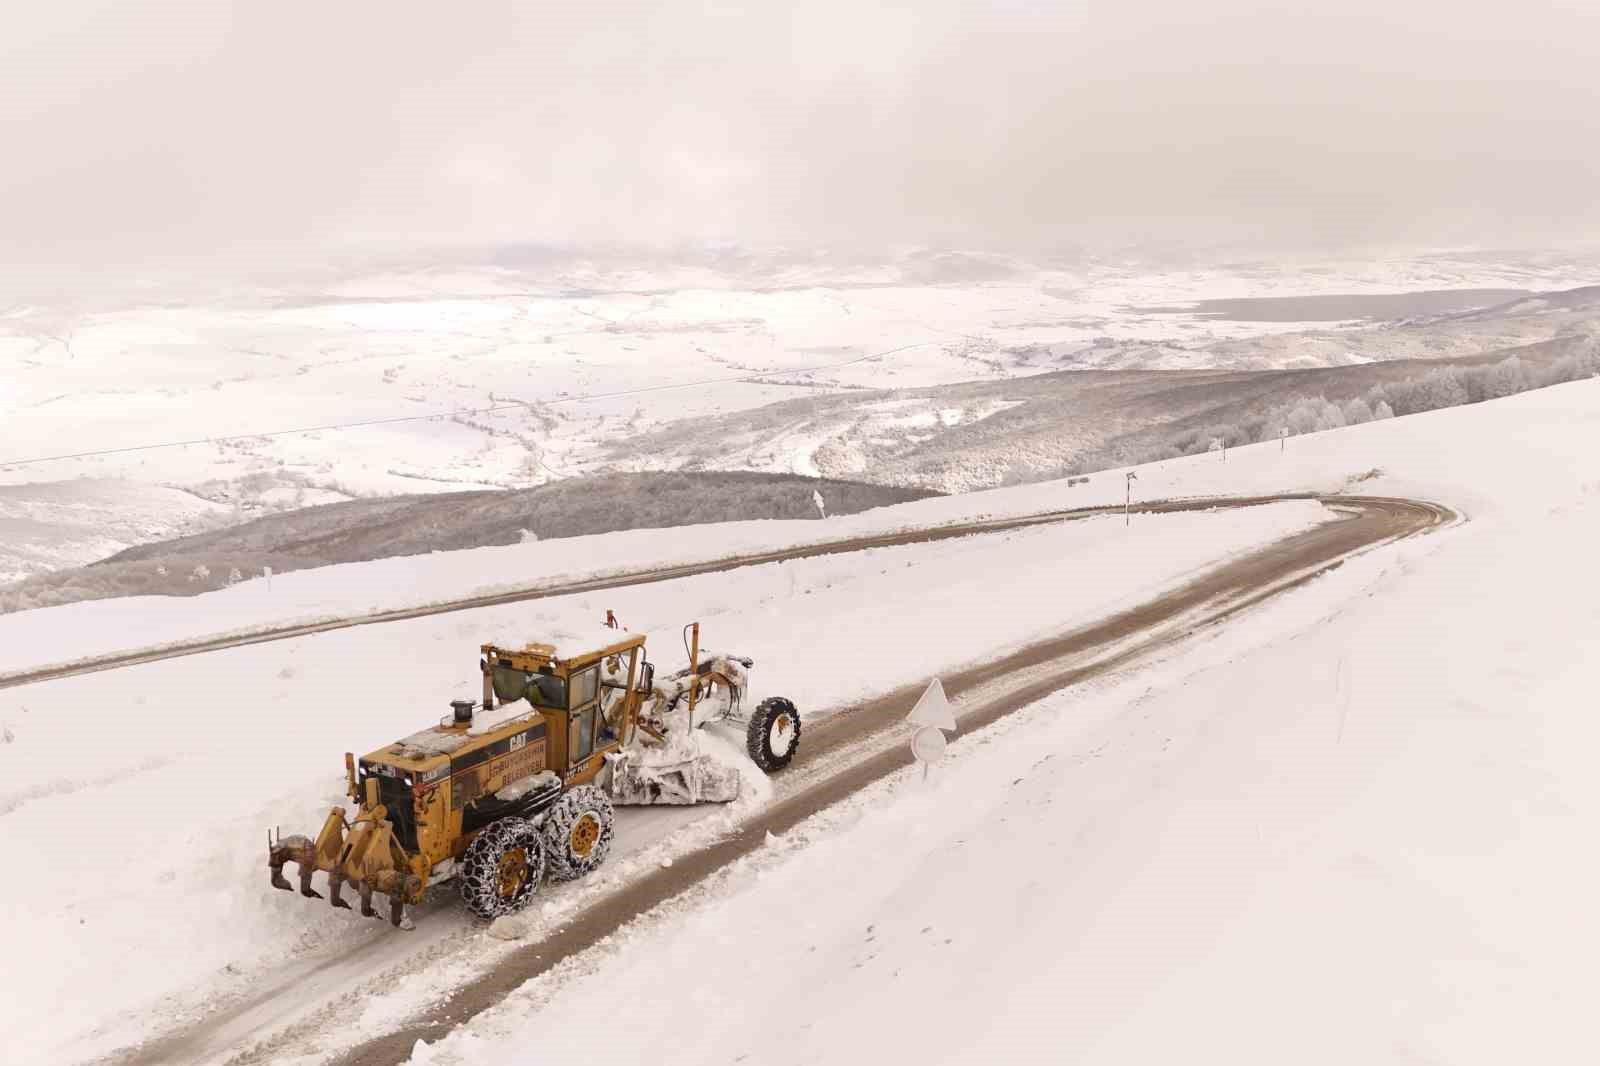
[570, 665, 599, 708]
[570, 705, 597, 763]
[601, 650, 637, 690]
[524, 671, 566, 709]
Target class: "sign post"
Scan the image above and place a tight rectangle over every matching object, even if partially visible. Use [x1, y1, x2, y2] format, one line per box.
[1124, 471, 1138, 527]
[907, 678, 956, 783]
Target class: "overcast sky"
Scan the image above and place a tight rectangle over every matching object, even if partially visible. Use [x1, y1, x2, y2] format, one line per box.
[6, 1, 1600, 266]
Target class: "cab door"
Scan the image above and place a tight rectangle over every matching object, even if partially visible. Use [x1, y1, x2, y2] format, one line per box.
[565, 663, 604, 783]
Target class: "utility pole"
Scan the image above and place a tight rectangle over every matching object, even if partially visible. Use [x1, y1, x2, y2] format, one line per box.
[1125, 471, 1138, 527]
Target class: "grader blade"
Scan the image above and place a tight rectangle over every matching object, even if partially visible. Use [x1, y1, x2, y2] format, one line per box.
[608, 748, 741, 805]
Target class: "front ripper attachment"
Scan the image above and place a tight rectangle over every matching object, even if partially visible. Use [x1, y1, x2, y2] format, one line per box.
[268, 807, 419, 929]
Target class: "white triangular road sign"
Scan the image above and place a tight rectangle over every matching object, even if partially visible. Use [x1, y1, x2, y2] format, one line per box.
[907, 678, 956, 732]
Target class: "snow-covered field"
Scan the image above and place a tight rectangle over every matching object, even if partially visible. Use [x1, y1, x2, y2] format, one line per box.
[0, 377, 1593, 1056]
[0, 467, 1291, 677]
[395, 378, 1600, 1065]
[0, 496, 1325, 1065]
[0, 479, 227, 584]
[4, 247, 1598, 584]
[3, 283, 1600, 1063]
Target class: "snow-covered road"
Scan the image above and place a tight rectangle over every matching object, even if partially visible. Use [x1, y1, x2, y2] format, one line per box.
[317, 496, 1445, 1066]
[1, 496, 1332, 1066]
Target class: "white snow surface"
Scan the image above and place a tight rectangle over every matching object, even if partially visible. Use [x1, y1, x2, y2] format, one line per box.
[0, 478, 228, 584]
[4, 378, 1600, 1064]
[0, 474, 1307, 678]
[0, 495, 1323, 1064]
[4, 249, 1595, 513]
[398, 379, 1600, 1066]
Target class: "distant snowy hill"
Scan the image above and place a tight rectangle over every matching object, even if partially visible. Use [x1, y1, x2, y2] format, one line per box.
[3, 247, 1599, 580]
[0, 480, 226, 585]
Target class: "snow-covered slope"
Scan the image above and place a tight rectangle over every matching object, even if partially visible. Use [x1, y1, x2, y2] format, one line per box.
[399, 379, 1600, 1065]
[0, 479, 229, 584]
[4, 248, 1597, 511]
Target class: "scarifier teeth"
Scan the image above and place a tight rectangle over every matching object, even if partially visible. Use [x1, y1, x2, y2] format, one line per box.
[298, 866, 323, 899]
[329, 876, 352, 910]
[389, 897, 405, 928]
[269, 868, 292, 892]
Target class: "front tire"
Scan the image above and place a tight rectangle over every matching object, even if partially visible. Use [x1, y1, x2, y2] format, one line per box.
[746, 697, 800, 772]
[542, 785, 615, 882]
[460, 817, 546, 920]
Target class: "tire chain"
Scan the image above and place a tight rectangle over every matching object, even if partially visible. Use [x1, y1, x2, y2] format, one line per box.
[542, 785, 616, 883]
[459, 816, 547, 919]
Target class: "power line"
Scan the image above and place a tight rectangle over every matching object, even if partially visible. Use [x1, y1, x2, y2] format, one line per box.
[2, 343, 932, 469]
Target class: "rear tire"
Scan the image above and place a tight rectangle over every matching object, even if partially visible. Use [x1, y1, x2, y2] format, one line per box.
[746, 697, 800, 772]
[460, 817, 545, 920]
[542, 785, 615, 882]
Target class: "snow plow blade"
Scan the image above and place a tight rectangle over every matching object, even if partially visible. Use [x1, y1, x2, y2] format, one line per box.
[606, 749, 741, 805]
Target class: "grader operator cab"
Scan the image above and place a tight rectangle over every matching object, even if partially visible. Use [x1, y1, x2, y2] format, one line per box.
[267, 620, 799, 927]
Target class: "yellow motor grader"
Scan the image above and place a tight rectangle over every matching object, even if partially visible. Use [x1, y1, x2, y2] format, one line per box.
[267, 620, 799, 927]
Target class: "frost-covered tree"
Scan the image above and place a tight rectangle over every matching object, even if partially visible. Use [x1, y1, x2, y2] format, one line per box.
[1388, 368, 1468, 415]
[1284, 397, 1347, 435]
[1480, 356, 1529, 400]
[1342, 396, 1375, 425]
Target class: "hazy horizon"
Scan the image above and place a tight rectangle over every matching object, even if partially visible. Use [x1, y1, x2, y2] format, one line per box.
[7, 1, 1600, 273]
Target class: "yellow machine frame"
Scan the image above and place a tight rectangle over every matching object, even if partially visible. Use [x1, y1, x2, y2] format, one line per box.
[268, 629, 654, 926]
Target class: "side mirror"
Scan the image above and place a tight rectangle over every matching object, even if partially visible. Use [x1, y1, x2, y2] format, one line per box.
[637, 662, 655, 693]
